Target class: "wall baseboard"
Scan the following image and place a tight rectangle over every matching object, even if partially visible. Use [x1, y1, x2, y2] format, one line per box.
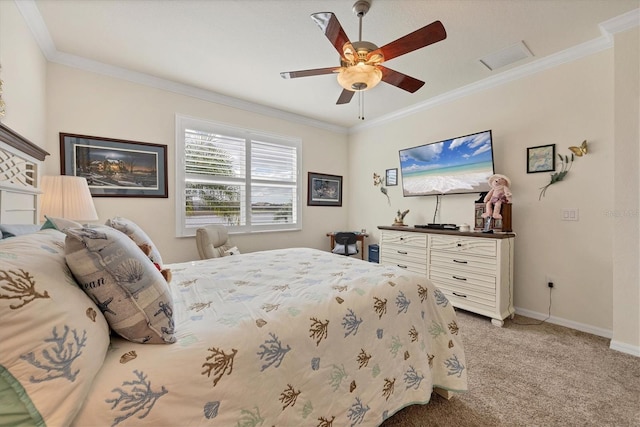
[609, 340, 640, 357]
[514, 307, 611, 335]
[514, 306, 639, 357]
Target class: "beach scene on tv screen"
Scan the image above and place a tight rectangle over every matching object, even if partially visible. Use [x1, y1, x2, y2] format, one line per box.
[400, 130, 494, 196]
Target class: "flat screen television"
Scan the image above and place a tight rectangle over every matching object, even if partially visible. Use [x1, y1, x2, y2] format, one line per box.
[399, 129, 495, 196]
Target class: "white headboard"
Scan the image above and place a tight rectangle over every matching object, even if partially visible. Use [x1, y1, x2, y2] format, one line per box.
[0, 123, 49, 225]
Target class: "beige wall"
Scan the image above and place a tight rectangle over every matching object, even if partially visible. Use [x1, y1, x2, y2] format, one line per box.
[612, 27, 640, 352]
[348, 51, 615, 334]
[45, 64, 349, 263]
[0, 0, 47, 146]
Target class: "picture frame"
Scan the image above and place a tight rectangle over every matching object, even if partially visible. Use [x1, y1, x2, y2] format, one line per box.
[60, 133, 168, 197]
[307, 172, 342, 206]
[527, 144, 556, 173]
[385, 168, 398, 186]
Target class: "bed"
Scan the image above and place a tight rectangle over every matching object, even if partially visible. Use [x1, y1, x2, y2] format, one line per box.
[0, 124, 467, 426]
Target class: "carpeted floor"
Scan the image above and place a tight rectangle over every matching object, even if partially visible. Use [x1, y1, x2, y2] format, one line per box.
[381, 309, 640, 427]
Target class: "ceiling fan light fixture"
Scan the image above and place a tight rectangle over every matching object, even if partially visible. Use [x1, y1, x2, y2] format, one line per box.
[337, 63, 382, 91]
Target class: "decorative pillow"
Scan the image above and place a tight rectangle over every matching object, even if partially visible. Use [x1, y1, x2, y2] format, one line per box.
[64, 225, 176, 344]
[40, 216, 82, 233]
[104, 216, 163, 266]
[0, 224, 42, 238]
[0, 229, 110, 426]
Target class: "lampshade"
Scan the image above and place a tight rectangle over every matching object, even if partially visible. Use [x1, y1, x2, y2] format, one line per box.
[40, 175, 98, 222]
[337, 63, 382, 91]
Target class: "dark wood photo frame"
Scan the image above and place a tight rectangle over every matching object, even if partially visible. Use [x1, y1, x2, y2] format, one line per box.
[307, 172, 342, 206]
[60, 133, 168, 197]
[386, 168, 398, 186]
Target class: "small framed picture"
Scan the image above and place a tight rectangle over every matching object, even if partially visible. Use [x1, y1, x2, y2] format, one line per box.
[307, 172, 342, 206]
[385, 168, 398, 186]
[527, 144, 556, 173]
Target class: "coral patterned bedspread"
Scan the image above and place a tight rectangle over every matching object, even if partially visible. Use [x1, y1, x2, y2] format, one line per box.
[72, 248, 467, 426]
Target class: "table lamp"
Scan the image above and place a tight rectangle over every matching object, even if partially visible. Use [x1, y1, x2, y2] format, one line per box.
[40, 175, 98, 222]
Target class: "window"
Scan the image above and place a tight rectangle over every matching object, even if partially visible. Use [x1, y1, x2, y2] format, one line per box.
[176, 115, 301, 236]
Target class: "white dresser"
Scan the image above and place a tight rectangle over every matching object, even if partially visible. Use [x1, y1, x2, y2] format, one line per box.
[379, 226, 515, 326]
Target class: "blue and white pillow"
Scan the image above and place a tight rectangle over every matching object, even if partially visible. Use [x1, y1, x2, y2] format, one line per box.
[64, 225, 176, 344]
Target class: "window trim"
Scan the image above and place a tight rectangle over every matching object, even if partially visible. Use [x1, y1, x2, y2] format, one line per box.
[175, 114, 302, 237]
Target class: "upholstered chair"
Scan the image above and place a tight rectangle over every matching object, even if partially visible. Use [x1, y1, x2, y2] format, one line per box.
[195, 225, 233, 259]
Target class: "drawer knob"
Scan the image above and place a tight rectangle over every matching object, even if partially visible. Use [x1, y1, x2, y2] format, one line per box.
[452, 292, 467, 298]
[457, 243, 462, 247]
[397, 250, 408, 255]
[453, 259, 467, 264]
[452, 275, 467, 281]
[397, 264, 408, 269]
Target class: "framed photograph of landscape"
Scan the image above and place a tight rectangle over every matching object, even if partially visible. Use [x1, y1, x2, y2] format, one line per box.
[60, 133, 168, 197]
[307, 172, 342, 206]
[527, 144, 555, 173]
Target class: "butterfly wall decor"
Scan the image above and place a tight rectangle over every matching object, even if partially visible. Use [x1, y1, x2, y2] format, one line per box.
[569, 140, 588, 157]
[539, 139, 589, 200]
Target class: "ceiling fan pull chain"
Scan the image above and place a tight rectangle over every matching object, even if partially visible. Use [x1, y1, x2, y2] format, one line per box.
[358, 92, 365, 120]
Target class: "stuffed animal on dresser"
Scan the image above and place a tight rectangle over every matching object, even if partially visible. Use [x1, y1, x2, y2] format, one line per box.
[482, 174, 512, 219]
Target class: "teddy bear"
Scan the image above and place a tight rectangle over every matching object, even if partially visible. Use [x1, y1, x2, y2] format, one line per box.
[482, 174, 512, 220]
[138, 242, 172, 283]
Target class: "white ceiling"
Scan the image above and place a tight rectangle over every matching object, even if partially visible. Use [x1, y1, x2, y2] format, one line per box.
[24, 0, 640, 131]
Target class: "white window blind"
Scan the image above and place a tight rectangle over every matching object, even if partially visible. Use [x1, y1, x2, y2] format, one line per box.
[176, 115, 301, 236]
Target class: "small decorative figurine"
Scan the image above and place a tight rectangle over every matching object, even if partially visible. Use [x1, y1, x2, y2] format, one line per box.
[393, 209, 410, 226]
[482, 174, 512, 220]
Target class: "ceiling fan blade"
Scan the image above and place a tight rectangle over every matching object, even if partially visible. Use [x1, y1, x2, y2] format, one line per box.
[311, 12, 355, 62]
[379, 66, 425, 93]
[336, 89, 355, 105]
[280, 67, 340, 79]
[372, 20, 446, 63]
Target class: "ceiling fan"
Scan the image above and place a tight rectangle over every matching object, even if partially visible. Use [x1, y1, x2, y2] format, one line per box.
[280, 0, 447, 108]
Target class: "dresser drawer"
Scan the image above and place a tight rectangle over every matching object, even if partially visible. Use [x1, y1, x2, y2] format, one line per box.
[381, 250, 427, 275]
[437, 286, 496, 312]
[381, 231, 427, 248]
[429, 235, 496, 257]
[429, 265, 495, 295]
[383, 243, 427, 260]
[429, 252, 497, 276]
[383, 259, 427, 275]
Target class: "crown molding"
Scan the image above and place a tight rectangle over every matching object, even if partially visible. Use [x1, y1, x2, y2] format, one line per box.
[15, 1, 638, 135]
[50, 51, 348, 135]
[351, 8, 639, 133]
[14, 1, 348, 135]
[14, 0, 57, 60]
[600, 7, 640, 36]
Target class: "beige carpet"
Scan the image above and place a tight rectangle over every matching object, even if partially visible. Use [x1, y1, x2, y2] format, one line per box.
[381, 310, 640, 427]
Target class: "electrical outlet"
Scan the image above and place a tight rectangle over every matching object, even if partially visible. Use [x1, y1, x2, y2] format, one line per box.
[545, 275, 555, 289]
